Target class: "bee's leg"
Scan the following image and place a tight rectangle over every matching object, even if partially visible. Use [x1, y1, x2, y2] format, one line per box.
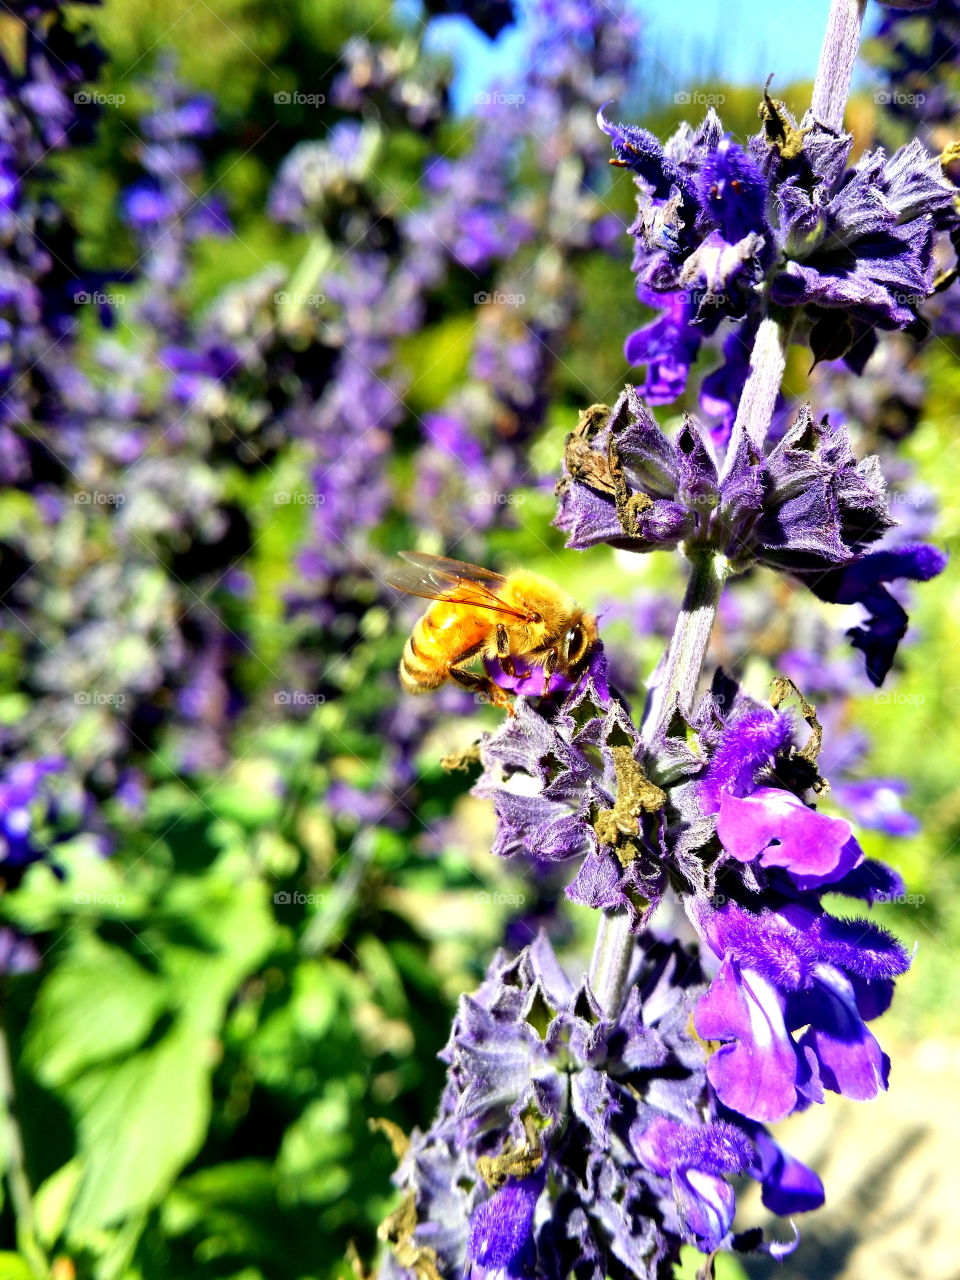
[495, 623, 515, 677]
[541, 648, 559, 696]
[447, 664, 513, 711]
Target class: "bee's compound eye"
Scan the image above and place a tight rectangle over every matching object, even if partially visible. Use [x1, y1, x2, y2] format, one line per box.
[564, 624, 583, 661]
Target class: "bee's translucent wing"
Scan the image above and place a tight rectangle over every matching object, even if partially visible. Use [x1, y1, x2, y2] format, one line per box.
[385, 552, 531, 619]
[398, 551, 506, 587]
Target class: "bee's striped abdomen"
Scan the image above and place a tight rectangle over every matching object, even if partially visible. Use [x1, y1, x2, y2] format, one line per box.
[399, 612, 446, 693]
[398, 601, 489, 694]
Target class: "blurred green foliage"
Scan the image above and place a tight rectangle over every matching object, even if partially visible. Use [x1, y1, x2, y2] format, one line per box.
[0, 4, 955, 1280]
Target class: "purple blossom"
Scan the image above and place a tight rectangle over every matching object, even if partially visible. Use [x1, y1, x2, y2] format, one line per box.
[382, 934, 818, 1278]
[0, 0, 113, 455]
[470, 649, 915, 1137]
[693, 899, 909, 1123]
[554, 388, 945, 682]
[602, 98, 956, 411]
[268, 123, 370, 229]
[0, 927, 40, 975]
[810, 542, 947, 684]
[715, 788, 862, 890]
[833, 778, 919, 837]
[121, 65, 231, 341]
[647, 688, 917, 1123]
[122, 181, 179, 229]
[332, 37, 451, 131]
[0, 757, 67, 866]
[632, 1116, 750, 1248]
[624, 290, 703, 405]
[0, 756, 99, 973]
[473, 646, 667, 924]
[467, 1174, 542, 1275]
[557, 389, 893, 567]
[142, 92, 216, 140]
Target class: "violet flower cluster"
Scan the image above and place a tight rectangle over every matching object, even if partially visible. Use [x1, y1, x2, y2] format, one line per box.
[0, 0, 125, 969]
[0, 0, 108, 482]
[378, 5, 945, 1277]
[556, 387, 946, 685]
[866, 1, 960, 337]
[601, 90, 957, 434]
[472, 651, 911, 1113]
[382, 934, 822, 1279]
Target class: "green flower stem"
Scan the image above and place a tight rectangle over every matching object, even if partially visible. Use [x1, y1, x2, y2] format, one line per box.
[723, 0, 865, 478]
[812, 0, 868, 132]
[0, 1010, 48, 1278]
[645, 550, 731, 736]
[588, 550, 728, 1018]
[588, 899, 636, 1019]
[278, 232, 333, 334]
[721, 315, 787, 483]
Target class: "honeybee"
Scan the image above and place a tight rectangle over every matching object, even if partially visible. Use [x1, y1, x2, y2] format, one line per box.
[386, 552, 598, 708]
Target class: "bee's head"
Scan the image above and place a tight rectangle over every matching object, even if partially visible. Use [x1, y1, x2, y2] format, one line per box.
[560, 611, 598, 671]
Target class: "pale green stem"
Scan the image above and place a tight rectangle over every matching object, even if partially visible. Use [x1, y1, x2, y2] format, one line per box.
[588, 910, 635, 1020]
[645, 551, 731, 736]
[811, 0, 868, 132]
[588, 550, 728, 1017]
[719, 315, 787, 485]
[278, 233, 334, 335]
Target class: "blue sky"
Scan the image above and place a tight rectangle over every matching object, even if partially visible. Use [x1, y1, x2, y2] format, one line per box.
[424, 0, 879, 111]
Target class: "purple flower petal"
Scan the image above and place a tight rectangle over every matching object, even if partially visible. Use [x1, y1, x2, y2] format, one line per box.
[698, 136, 769, 242]
[792, 967, 890, 1102]
[833, 779, 919, 837]
[810, 543, 947, 684]
[716, 787, 861, 887]
[747, 1127, 825, 1216]
[695, 957, 799, 1123]
[565, 847, 630, 912]
[698, 708, 792, 812]
[633, 1116, 751, 1250]
[468, 1174, 543, 1275]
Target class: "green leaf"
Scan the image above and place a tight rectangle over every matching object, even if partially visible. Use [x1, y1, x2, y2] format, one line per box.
[356, 935, 408, 1018]
[290, 961, 338, 1038]
[0, 1253, 36, 1280]
[33, 1159, 82, 1248]
[65, 1021, 211, 1230]
[162, 1159, 276, 1240]
[23, 935, 167, 1086]
[396, 315, 473, 412]
[203, 760, 284, 829]
[157, 874, 275, 1032]
[0, 842, 144, 933]
[53, 868, 276, 1233]
[677, 1246, 748, 1280]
